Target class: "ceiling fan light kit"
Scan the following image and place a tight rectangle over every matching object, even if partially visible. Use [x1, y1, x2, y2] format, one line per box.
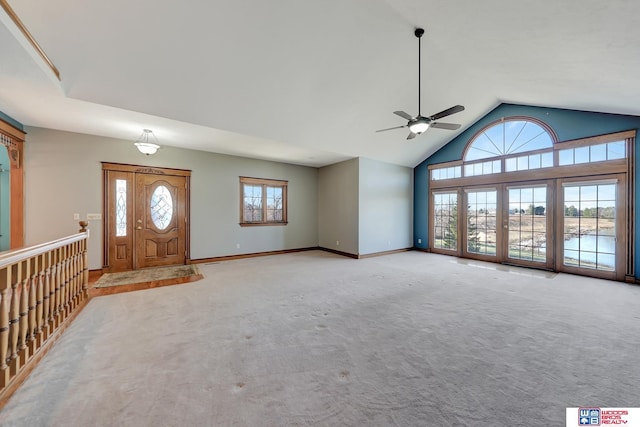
[376, 27, 464, 140]
[409, 119, 430, 134]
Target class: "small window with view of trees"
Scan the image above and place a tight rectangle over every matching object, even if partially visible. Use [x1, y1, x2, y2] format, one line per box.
[240, 177, 288, 226]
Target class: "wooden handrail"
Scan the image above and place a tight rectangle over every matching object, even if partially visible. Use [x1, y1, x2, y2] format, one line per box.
[0, 233, 86, 269]
[0, 227, 89, 398]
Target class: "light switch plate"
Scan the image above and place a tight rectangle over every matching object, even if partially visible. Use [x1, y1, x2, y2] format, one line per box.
[87, 213, 102, 220]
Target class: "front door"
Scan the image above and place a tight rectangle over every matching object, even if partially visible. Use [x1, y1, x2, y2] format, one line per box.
[103, 163, 191, 272]
[135, 173, 187, 268]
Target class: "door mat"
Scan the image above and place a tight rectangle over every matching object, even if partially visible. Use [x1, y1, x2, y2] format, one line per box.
[91, 264, 203, 296]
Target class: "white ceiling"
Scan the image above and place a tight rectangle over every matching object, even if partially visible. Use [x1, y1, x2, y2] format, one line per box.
[1, 0, 640, 168]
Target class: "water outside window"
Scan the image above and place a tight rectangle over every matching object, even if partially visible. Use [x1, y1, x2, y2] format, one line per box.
[563, 182, 616, 271]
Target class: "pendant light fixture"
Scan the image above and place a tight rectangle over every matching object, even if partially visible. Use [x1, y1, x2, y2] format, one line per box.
[134, 129, 160, 155]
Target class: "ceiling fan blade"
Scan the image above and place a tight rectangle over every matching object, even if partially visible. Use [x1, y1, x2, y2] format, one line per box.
[376, 125, 407, 133]
[429, 105, 465, 121]
[394, 111, 413, 120]
[431, 122, 461, 130]
[406, 132, 417, 140]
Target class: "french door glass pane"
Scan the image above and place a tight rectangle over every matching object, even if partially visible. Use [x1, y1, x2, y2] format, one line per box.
[433, 192, 458, 250]
[563, 182, 616, 271]
[466, 190, 497, 256]
[507, 186, 547, 262]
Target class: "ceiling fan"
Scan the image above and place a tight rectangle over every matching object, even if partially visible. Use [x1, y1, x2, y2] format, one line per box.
[376, 28, 465, 140]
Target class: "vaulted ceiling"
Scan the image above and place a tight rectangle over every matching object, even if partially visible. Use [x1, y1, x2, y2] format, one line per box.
[1, 1, 639, 167]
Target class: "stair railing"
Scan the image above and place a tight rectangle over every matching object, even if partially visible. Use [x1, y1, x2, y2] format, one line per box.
[0, 226, 89, 397]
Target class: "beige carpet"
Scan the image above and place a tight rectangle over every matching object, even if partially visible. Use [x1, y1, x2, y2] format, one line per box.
[0, 250, 639, 426]
[94, 264, 202, 288]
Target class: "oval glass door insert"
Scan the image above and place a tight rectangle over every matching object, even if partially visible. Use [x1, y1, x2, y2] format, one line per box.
[150, 185, 173, 229]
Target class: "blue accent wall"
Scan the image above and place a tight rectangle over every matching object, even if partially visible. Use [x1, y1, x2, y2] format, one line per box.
[414, 103, 640, 277]
[0, 146, 10, 251]
[0, 110, 20, 251]
[0, 110, 24, 132]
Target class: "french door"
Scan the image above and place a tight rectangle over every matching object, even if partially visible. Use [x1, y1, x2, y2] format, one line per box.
[556, 175, 626, 281]
[503, 182, 553, 269]
[103, 163, 191, 272]
[432, 177, 626, 278]
[428, 130, 633, 280]
[461, 183, 552, 269]
[463, 188, 500, 261]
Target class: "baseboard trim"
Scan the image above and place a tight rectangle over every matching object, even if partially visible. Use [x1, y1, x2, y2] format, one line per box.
[320, 247, 412, 259]
[190, 247, 320, 264]
[98, 247, 423, 272]
[412, 247, 431, 253]
[320, 248, 359, 259]
[358, 248, 411, 259]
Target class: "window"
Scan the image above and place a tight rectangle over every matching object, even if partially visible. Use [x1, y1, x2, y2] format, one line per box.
[505, 152, 553, 172]
[431, 166, 461, 181]
[240, 177, 288, 226]
[150, 185, 174, 230]
[562, 181, 617, 271]
[433, 192, 458, 250]
[558, 141, 626, 166]
[465, 189, 498, 256]
[428, 122, 633, 281]
[115, 179, 127, 236]
[465, 118, 555, 162]
[464, 159, 501, 177]
[507, 186, 547, 262]
[430, 117, 557, 180]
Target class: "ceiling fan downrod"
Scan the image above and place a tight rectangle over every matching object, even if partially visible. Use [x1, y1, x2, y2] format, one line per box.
[374, 27, 464, 139]
[415, 28, 424, 117]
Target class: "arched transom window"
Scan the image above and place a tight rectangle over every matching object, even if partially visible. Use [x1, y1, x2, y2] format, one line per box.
[465, 118, 555, 161]
[431, 117, 561, 180]
[430, 116, 627, 182]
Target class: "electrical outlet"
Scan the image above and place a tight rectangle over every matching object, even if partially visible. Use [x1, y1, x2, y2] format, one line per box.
[418, 238, 422, 244]
[87, 213, 102, 220]
[236, 243, 240, 249]
[336, 240, 340, 246]
[73, 213, 80, 220]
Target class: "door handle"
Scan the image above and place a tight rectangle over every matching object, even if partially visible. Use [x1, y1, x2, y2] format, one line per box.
[136, 226, 142, 230]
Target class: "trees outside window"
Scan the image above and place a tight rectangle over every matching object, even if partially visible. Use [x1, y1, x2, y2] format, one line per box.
[240, 177, 288, 226]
